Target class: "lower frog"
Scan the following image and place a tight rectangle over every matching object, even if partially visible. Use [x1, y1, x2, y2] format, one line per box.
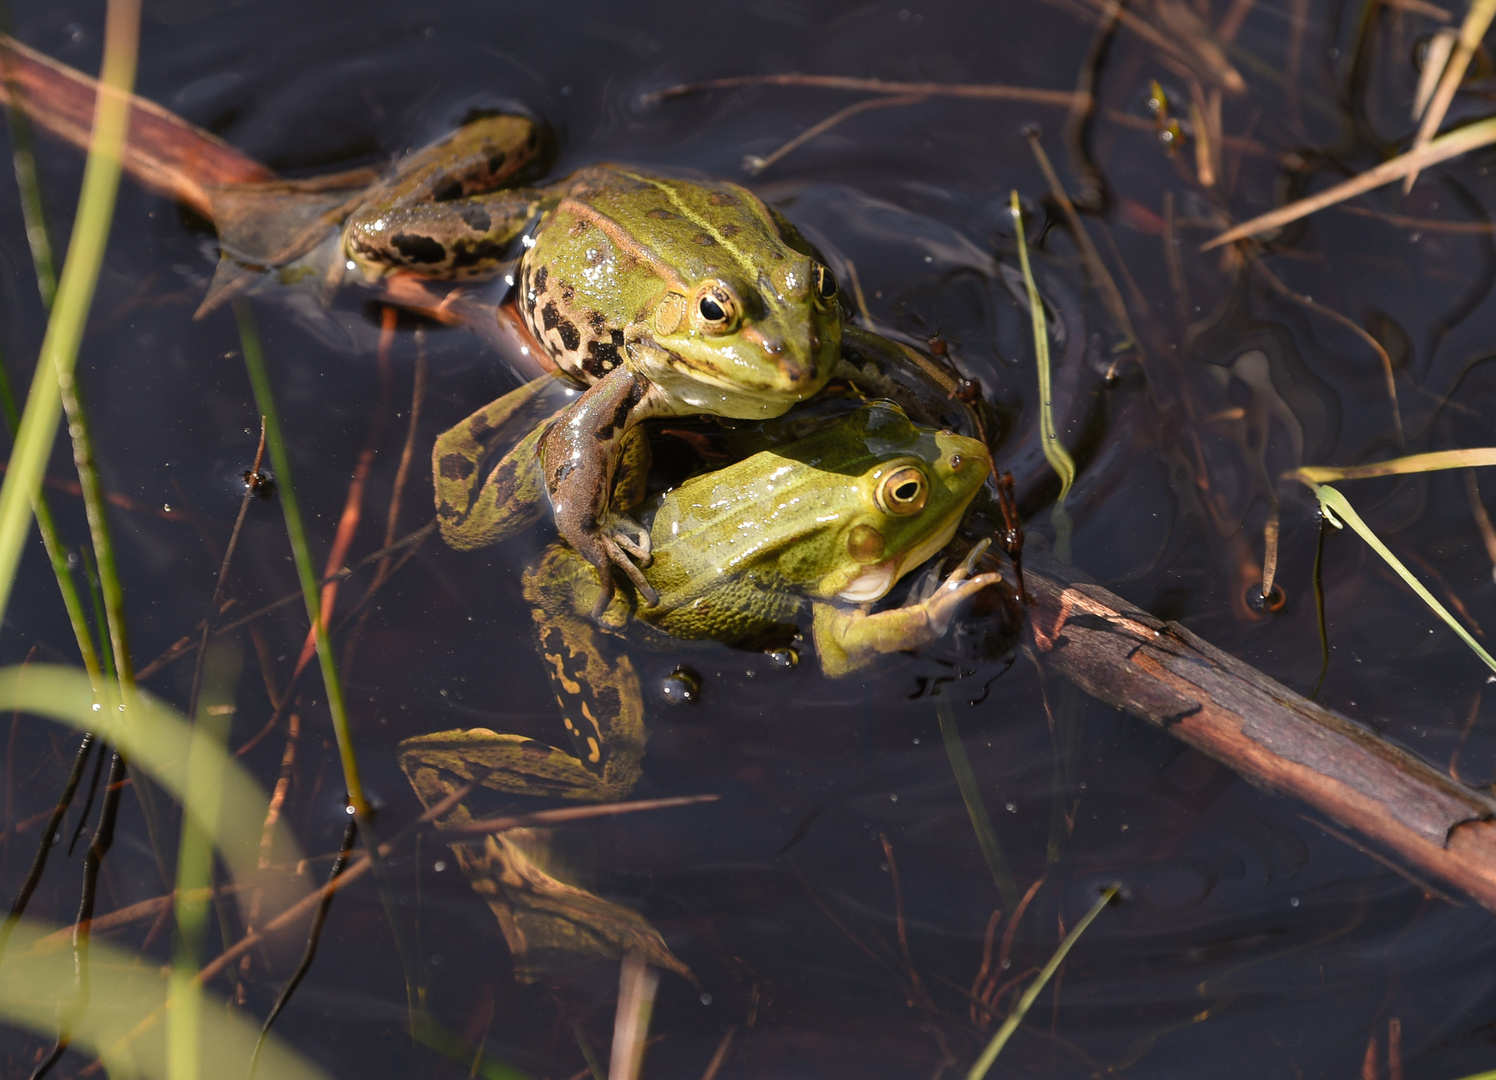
[403, 391, 999, 978]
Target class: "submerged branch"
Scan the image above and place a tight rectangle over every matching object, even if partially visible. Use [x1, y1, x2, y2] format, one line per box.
[1016, 554, 1496, 912]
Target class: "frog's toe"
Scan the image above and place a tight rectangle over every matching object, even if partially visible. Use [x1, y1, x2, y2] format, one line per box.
[607, 516, 653, 565]
[588, 537, 659, 613]
[925, 570, 1002, 633]
[611, 547, 660, 607]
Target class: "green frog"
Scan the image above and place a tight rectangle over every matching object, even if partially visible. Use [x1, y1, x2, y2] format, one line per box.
[405, 393, 996, 808]
[240, 113, 976, 613]
[404, 391, 997, 980]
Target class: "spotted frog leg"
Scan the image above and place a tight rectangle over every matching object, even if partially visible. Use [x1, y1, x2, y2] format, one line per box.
[399, 763, 690, 984]
[537, 369, 672, 613]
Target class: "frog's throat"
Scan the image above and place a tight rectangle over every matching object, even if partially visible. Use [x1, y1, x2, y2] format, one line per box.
[835, 516, 963, 603]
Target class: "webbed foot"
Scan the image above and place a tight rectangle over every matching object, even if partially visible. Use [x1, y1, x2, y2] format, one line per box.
[911, 537, 1002, 635]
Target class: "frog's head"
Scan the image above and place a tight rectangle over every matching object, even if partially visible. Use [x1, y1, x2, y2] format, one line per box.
[702, 403, 989, 602]
[565, 173, 843, 419]
[631, 255, 843, 420]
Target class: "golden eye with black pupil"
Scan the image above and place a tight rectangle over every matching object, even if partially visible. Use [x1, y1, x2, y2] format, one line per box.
[814, 264, 837, 302]
[693, 283, 738, 332]
[876, 466, 928, 515]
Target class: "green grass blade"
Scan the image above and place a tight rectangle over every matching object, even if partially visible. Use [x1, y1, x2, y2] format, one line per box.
[1010, 190, 1075, 561]
[0, 918, 331, 1080]
[0, 0, 139, 627]
[0, 349, 101, 683]
[965, 884, 1118, 1080]
[1314, 483, 1496, 678]
[233, 299, 368, 817]
[0, 663, 308, 911]
[167, 642, 239, 1080]
[1293, 448, 1496, 484]
[936, 687, 1019, 912]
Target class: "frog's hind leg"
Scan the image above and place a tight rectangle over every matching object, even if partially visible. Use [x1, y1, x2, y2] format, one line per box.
[459, 829, 693, 985]
[433, 376, 570, 551]
[397, 757, 691, 984]
[524, 544, 647, 791]
[400, 724, 637, 805]
[363, 115, 550, 207]
[343, 189, 546, 281]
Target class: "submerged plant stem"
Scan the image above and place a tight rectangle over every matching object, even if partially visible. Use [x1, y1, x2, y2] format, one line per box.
[249, 815, 357, 1080]
[965, 884, 1118, 1080]
[936, 688, 1019, 911]
[232, 299, 369, 818]
[1010, 190, 1076, 561]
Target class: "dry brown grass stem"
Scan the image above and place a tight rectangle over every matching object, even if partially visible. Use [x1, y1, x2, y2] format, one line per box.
[644, 73, 1080, 106]
[1025, 131, 1139, 349]
[744, 94, 926, 174]
[1405, 0, 1496, 189]
[1203, 116, 1496, 248]
[1251, 260, 1403, 442]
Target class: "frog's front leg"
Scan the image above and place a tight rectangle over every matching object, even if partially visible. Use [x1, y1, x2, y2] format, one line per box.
[539, 367, 669, 613]
[813, 542, 1002, 678]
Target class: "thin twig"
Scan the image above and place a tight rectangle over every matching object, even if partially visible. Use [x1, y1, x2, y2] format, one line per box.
[1024, 131, 1138, 349]
[643, 73, 1079, 106]
[187, 419, 266, 723]
[1404, 0, 1496, 190]
[33, 750, 126, 1080]
[0, 732, 94, 961]
[1252, 259, 1403, 442]
[744, 94, 926, 175]
[1203, 117, 1496, 248]
[248, 815, 357, 1079]
[879, 832, 930, 1008]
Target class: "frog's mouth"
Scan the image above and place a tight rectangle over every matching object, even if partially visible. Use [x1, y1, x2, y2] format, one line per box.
[835, 516, 963, 603]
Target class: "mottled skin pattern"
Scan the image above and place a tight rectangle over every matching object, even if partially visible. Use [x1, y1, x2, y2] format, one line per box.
[405, 401, 998, 814]
[338, 115, 898, 613]
[342, 116, 549, 279]
[411, 398, 997, 981]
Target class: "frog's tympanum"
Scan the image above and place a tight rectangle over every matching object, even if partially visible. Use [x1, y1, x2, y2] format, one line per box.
[403, 384, 997, 980]
[209, 114, 980, 613]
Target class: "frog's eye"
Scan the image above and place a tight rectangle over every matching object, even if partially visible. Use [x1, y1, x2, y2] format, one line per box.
[694, 283, 740, 333]
[876, 466, 929, 516]
[814, 264, 838, 303]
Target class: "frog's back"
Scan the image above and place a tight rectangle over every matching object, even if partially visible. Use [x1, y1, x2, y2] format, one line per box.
[561, 166, 794, 284]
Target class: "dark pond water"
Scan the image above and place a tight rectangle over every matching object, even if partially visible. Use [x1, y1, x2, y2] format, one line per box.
[5, 0, 1496, 1077]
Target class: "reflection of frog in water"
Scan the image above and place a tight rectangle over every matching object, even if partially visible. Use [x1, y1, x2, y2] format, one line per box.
[208, 114, 976, 615]
[401, 380, 999, 980]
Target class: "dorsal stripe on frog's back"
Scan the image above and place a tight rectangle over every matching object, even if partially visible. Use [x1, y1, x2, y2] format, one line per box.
[550, 196, 688, 294]
[617, 171, 777, 282]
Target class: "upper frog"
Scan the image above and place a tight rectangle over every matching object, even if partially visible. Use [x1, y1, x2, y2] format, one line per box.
[516, 167, 841, 418]
[316, 116, 970, 611]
